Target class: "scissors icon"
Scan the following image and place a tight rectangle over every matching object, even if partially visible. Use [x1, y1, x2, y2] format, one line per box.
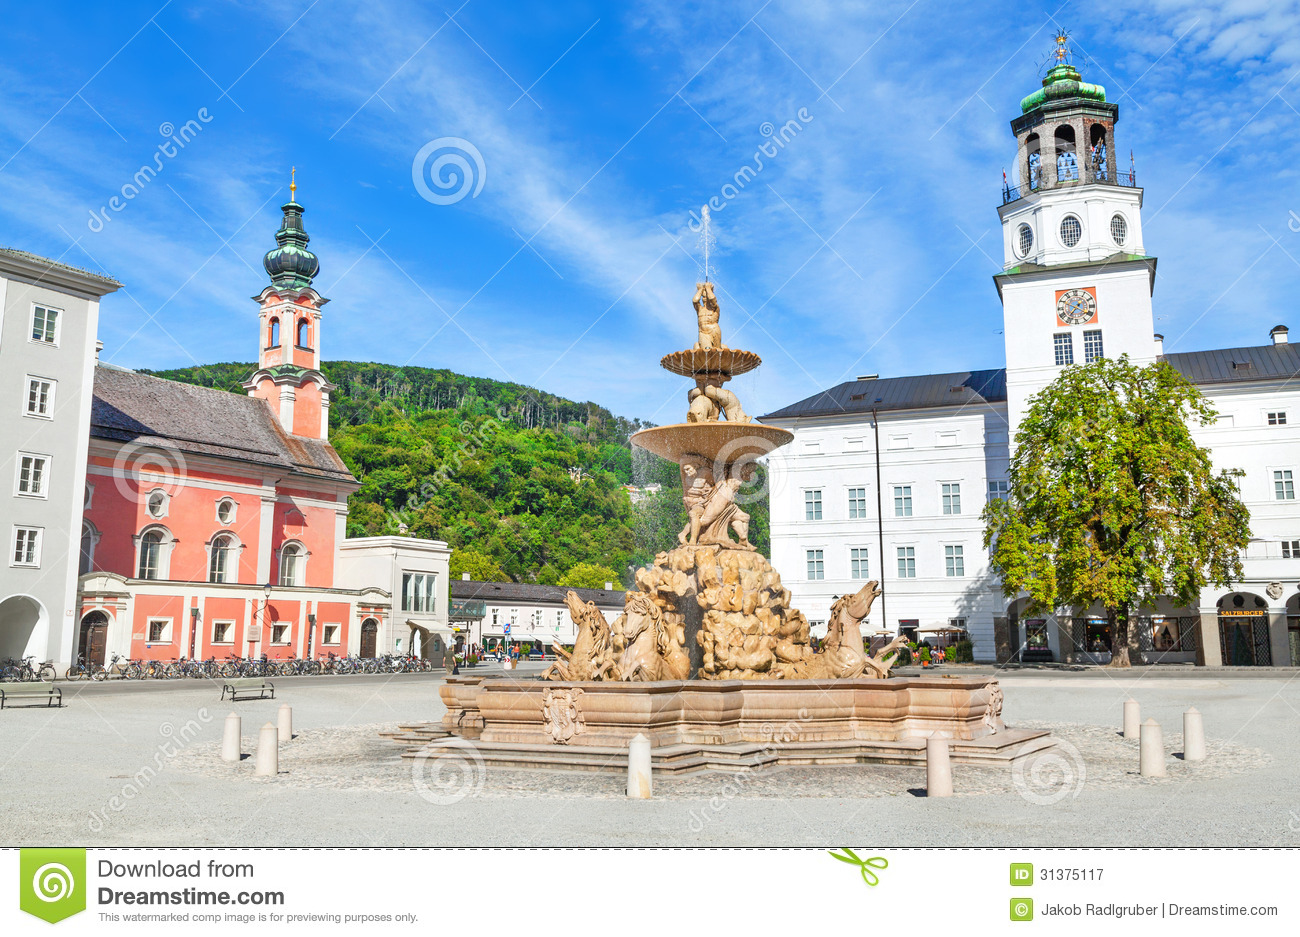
[828, 848, 889, 886]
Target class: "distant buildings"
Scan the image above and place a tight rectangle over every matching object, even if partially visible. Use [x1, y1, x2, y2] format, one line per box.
[450, 576, 625, 651]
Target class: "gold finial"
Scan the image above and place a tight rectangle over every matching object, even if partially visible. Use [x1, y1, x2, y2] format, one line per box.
[290, 166, 297, 198]
[1054, 29, 1069, 64]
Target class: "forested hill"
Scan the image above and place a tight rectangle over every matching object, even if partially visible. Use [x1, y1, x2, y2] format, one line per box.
[137, 360, 699, 585]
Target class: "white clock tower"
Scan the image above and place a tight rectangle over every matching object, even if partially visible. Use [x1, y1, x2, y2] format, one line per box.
[996, 32, 1160, 433]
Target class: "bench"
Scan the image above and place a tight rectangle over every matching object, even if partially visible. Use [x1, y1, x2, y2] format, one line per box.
[221, 678, 275, 702]
[0, 683, 62, 709]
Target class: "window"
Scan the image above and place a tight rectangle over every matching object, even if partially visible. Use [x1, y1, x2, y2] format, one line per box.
[297, 318, 311, 347]
[268, 317, 281, 348]
[1083, 330, 1104, 363]
[79, 522, 98, 575]
[804, 490, 823, 520]
[1054, 333, 1074, 366]
[887, 435, 911, 450]
[491, 608, 500, 627]
[1282, 540, 1300, 559]
[16, 454, 48, 497]
[844, 437, 864, 452]
[323, 624, 339, 645]
[138, 531, 164, 579]
[945, 545, 965, 577]
[988, 480, 1009, 501]
[936, 431, 957, 447]
[30, 305, 60, 344]
[850, 548, 869, 579]
[848, 487, 868, 519]
[271, 624, 289, 644]
[802, 439, 821, 455]
[209, 535, 234, 583]
[24, 377, 55, 417]
[402, 572, 437, 612]
[147, 619, 171, 643]
[279, 543, 303, 585]
[146, 489, 168, 518]
[896, 547, 916, 578]
[806, 549, 825, 580]
[1017, 223, 1033, 257]
[12, 527, 42, 567]
[1276, 470, 1296, 501]
[216, 499, 236, 524]
[1110, 213, 1127, 246]
[1268, 412, 1287, 426]
[555, 609, 563, 630]
[941, 483, 961, 515]
[1060, 215, 1082, 248]
[212, 621, 234, 644]
[532, 609, 544, 628]
[893, 486, 912, 517]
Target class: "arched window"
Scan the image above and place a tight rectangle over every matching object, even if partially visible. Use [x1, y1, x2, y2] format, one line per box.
[209, 535, 235, 583]
[1089, 124, 1108, 181]
[1054, 125, 1078, 182]
[138, 530, 166, 579]
[296, 317, 311, 347]
[79, 521, 99, 576]
[279, 542, 304, 586]
[269, 317, 281, 348]
[1024, 133, 1041, 190]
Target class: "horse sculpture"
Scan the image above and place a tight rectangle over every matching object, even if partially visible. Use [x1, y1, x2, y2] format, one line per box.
[543, 591, 615, 681]
[613, 593, 690, 681]
[814, 580, 906, 679]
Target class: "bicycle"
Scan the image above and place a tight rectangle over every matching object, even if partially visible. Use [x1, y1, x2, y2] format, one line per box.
[10, 656, 57, 682]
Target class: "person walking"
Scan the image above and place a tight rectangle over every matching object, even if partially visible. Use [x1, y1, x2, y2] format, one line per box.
[443, 642, 457, 676]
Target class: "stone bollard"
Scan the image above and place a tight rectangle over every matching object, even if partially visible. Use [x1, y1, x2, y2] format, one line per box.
[255, 722, 279, 777]
[277, 704, 293, 743]
[627, 733, 652, 799]
[1139, 718, 1166, 777]
[1122, 698, 1141, 738]
[926, 737, 953, 797]
[1183, 707, 1206, 762]
[220, 712, 241, 763]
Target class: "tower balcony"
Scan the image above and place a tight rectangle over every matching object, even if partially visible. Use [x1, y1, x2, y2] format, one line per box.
[1002, 167, 1137, 205]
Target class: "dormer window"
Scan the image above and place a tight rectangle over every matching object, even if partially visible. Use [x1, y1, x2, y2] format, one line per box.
[146, 489, 169, 519]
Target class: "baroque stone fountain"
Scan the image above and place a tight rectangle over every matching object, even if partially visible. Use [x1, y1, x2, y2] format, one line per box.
[389, 277, 1051, 775]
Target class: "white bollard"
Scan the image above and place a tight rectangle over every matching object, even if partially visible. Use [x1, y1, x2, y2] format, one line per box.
[1183, 707, 1206, 762]
[926, 737, 953, 797]
[627, 733, 652, 799]
[220, 712, 241, 763]
[277, 704, 293, 743]
[1139, 718, 1166, 777]
[255, 722, 279, 777]
[1122, 698, 1141, 738]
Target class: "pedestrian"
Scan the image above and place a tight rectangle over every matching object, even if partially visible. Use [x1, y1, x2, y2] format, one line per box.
[443, 641, 457, 675]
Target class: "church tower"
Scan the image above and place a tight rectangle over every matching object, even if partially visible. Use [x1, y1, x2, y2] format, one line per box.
[996, 32, 1159, 432]
[243, 172, 335, 440]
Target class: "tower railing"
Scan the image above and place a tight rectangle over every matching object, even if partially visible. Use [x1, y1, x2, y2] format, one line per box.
[1002, 168, 1138, 204]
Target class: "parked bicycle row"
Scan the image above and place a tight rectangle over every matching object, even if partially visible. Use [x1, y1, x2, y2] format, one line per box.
[0, 653, 445, 682]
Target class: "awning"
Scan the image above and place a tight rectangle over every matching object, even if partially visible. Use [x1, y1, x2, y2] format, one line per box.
[406, 620, 454, 636]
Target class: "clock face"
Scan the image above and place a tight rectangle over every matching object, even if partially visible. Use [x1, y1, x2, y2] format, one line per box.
[1056, 288, 1097, 326]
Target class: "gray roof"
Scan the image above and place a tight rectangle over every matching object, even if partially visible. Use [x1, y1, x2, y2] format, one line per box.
[1162, 343, 1300, 385]
[90, 366, 354, 483]
[0, 247, 122, 292]
[761, 368, 1007, 421]
[761, 342, 1300, 422]
[450, 579, 626, 608]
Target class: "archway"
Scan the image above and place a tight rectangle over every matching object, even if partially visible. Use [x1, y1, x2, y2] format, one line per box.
[1287, 595, 1300, 667]
[1216, 592, 1271, 666]
[79, 611, 110, 668]
[0, 595, 47, 660]
[1007, 597, 1054, 663]
[359, 618, 378, 658]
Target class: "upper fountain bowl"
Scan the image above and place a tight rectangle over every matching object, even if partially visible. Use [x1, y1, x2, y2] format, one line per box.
[660, 348, 760, 379]
[630, 420, 793, 466]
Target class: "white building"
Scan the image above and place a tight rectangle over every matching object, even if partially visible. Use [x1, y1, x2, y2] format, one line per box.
[764, 49, 1300, 667]
[0, 249, 120, 665]
[336, 535, 452, 657]
[449, 576, 625, 652]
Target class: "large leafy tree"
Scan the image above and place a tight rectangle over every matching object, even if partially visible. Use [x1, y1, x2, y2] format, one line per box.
[557, 562, 625, 590]
[983, 355, 1250, 667]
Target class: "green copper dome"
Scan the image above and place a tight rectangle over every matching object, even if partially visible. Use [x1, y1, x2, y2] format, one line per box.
[263, 198, 319, 289]
[1020, 63, 1106, 113]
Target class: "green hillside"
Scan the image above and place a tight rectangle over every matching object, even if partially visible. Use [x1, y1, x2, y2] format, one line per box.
[142, 361, 767, 586]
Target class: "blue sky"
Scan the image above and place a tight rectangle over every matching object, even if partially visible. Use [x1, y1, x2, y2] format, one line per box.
[2, 0, 1299, 424]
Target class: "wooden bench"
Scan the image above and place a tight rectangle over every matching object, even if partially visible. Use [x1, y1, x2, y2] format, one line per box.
[221, 678, 275, 701]
[0, 683, 62, 709]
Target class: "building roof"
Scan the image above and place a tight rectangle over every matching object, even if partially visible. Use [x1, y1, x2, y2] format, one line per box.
[0, 247, 122, 293]
[760, 343, 1300, 423]
[450, 578, 626, 608]
[761, 368, 1008, 421]
[90, 365, 354, 483]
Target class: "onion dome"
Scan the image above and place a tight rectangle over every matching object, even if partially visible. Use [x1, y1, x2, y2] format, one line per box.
[262, 173, 319, 288]
[1020, 62, 1107, 113]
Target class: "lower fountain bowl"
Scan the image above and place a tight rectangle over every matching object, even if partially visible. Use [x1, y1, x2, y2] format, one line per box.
[631, 421, 793, 466]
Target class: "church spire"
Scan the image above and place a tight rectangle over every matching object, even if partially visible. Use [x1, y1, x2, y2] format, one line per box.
[263, 170, 319, 289]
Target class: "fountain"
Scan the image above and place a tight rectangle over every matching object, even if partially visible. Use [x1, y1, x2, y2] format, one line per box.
[388, 229, 1053, 775]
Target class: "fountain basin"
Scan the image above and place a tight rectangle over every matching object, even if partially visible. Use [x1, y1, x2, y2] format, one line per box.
[630, 421, 793, 465]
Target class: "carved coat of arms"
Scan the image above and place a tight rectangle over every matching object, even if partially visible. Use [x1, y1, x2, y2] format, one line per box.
[541, 688, 585, 744]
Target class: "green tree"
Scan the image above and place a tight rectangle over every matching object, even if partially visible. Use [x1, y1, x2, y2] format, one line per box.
[983, 355, 1250, 667]
[558, 562, 624, 590]
[449, 549, 508, 583]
